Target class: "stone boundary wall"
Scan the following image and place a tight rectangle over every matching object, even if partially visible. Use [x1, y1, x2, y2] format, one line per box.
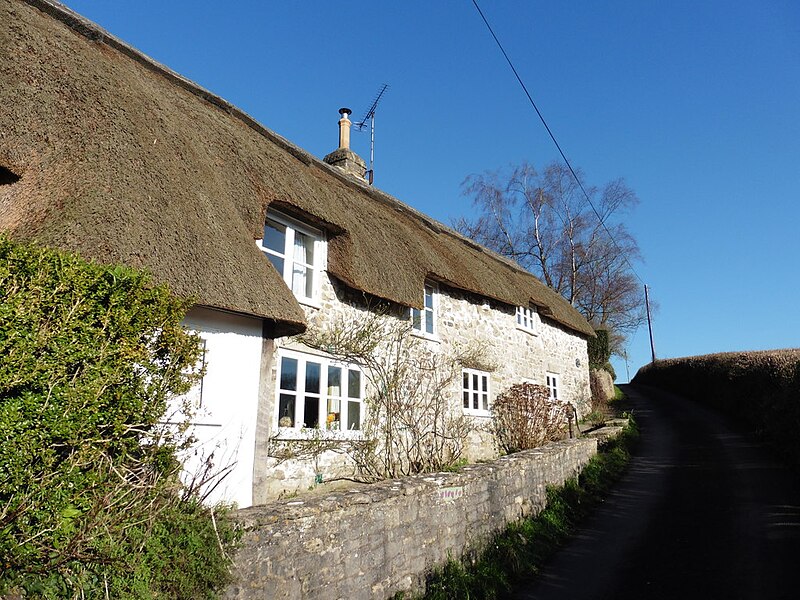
[225, 437, 597, 600]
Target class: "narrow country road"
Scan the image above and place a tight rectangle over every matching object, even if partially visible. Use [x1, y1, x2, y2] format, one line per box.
[506, 384, 800, 600]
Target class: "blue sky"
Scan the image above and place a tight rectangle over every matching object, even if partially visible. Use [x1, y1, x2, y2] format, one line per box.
[62, 1, 800, 380]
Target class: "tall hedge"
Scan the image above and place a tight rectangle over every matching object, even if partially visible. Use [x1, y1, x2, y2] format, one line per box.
[587, 329, 611, 369]
[633, 350, 800, 466]
[0, 235, 238, 598]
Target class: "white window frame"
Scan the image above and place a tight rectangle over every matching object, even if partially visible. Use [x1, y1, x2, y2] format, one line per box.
[516, 304, 539, 335]
[410, 282, 438, 339]
[258, 211, 326, 307]
[275, 349, 364, 435]
[546, 372, 560, 402]
[462, 368, 491, 416]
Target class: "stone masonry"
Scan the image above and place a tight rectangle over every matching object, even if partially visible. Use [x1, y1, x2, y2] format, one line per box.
[255, 270, 593, 501]
[225, 436, 597, 600]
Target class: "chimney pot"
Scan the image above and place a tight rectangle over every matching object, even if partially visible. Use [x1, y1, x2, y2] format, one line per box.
[323, 107, 367, 181]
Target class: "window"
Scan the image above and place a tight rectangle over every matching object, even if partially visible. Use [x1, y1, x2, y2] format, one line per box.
[276, 350, 363, 432]
[259, 211, 325, 305]
[546, 372, 559, 402]
[516, 304, 539, 334]
[411, 283, 437, 337]
[462, 368, 490, 416]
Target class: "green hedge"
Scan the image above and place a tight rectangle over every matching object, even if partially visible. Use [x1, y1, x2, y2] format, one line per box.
[0, 235, 238, 598]
[587, 329, 611, 370]
[633, 350, 800, 465]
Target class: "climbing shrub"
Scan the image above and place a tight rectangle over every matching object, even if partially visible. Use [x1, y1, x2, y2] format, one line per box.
[490, 382, 568, 454]
[587, 329, 611, 370]
[0, 235, 238, 598]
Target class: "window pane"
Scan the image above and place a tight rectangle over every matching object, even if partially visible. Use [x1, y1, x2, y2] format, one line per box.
[482, 393, 488, 411]
[266, 253, 284, 276]
[425, 309, 434, 334]
[280, 357, 298, 391]
[411, 308, 421, 331]
[473, 373, 478, 389]
[303, 396, 319, 428]
[463, 372, 469, 390]
[463, 391, 469, 408]
[327, 398, 341, 429]
[348, 370, 361, 398]
[473, 391, 479, 410]
[347, 401, 361, 430]
[263, 220, 286, 254]
[291, 264, 309, 297]
[278, 394, 295, 427]
[424, 287, 434, 309]
[294, 231, 314, 265]
[328, 366, 341, 396]
[481, 375, 488, 393]
[305, 362, 320, 394]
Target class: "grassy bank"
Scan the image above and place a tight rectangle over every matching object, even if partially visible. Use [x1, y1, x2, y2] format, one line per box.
[404, 418, 638, 599]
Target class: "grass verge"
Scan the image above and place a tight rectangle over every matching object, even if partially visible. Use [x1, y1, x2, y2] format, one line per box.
[406, 417, 639, 600]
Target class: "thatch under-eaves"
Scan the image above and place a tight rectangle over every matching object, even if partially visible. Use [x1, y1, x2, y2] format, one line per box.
[0, 0, 594, 338]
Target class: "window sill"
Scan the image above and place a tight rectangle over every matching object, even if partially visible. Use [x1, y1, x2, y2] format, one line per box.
[274, 427, 365, 441]
[296, 297, 322, 310]
[463, 410, 491, 418]
[516, 325, 539, 336]
[410, 330, 441, 343]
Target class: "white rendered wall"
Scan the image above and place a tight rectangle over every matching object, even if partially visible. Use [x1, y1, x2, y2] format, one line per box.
[179, 307, 264, 508]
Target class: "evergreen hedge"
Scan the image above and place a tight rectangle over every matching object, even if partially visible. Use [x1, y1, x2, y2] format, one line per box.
[0, 235, 238, 598]
[633, 350, 800, 466]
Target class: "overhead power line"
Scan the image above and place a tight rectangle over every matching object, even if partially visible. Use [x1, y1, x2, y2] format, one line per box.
[470, 0, 645, 286]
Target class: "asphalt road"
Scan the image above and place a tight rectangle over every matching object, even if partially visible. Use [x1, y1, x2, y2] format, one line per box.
[506, 384, 800, 600]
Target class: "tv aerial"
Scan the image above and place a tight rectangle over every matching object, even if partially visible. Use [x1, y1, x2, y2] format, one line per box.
[354, 84, 389, 185]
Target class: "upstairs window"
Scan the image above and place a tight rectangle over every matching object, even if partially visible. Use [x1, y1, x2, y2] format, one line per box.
[259, 211, 324, 305]
[411, 283, 437, 338]
[463, 368, 490, 416]
[546, 372, 560, 402]
[276, 350, 363, 432]
[516, 304, 539, 334]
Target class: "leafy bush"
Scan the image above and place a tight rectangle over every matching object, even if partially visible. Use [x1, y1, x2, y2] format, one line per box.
[0, 235, 238, 598]
[490, 383, 568, 454]
[587, 329, 611, 370]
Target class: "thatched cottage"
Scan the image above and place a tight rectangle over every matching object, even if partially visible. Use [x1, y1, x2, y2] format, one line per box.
[0, 0, 594, 506]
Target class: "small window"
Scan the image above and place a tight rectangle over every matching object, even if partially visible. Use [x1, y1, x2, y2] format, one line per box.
[0, 166, 20, 186]
[462, 368, 490, 416]
[546, 372, 560, 402]
[516, 304, 539, 334]
[411, 283, 437, 338]
[276, 350, 363, 432]
[258, 211, 325, 305]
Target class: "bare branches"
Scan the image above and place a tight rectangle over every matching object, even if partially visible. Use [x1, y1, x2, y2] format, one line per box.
[490, 383, 568, 453]
[457, 161, 646, 352]
[300, 309, 481, 481]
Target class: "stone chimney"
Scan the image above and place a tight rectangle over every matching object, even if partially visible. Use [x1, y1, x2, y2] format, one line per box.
[323, 108, 367, 181]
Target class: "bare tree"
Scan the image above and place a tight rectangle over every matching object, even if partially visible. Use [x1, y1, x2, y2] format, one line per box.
[455, 161, 645, 353]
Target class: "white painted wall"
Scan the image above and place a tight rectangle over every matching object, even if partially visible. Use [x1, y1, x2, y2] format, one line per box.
[178, 307, 264, 508]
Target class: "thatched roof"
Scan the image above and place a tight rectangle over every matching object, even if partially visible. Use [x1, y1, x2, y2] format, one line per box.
[0, 0, 594, 338]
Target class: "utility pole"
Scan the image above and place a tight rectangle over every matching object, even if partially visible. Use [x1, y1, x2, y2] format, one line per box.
[644, 284, 656, 363]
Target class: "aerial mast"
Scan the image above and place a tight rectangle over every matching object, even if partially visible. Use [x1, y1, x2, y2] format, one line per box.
[354, 84, 389, 185]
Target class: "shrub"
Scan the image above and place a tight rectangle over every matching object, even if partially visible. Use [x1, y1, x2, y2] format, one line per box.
[0, 235, 238, 598]
[490, 383, 568, 454]
[633, 349, 800, 466]
[587, 329, 611, 370]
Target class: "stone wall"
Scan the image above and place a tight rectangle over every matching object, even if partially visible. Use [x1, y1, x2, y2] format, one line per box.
[254, 272, 592, 500]
[225, 436, 597, 600]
